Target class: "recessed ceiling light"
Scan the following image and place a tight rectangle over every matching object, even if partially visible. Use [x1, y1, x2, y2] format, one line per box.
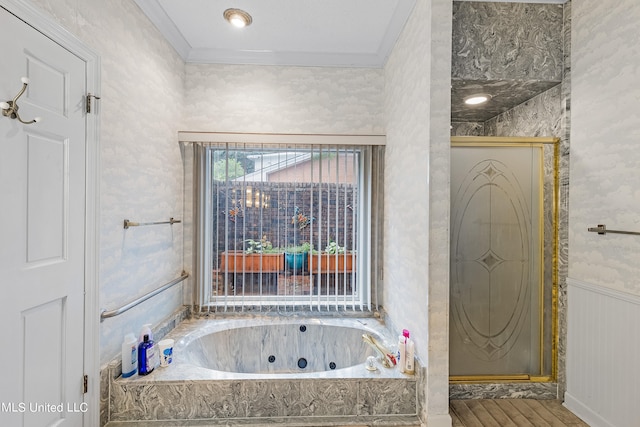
[464, 94, 492, 105]
[223, 8, 252, 28]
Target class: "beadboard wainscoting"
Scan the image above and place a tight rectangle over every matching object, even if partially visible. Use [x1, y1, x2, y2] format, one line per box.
[565, 278, 640, 427]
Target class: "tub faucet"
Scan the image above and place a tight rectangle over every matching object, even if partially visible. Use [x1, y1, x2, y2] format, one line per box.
[362, 334, 397, 368]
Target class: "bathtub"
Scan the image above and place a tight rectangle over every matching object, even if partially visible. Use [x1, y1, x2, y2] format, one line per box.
[107, 316, 419, 425]
[178, 316, 402, 377]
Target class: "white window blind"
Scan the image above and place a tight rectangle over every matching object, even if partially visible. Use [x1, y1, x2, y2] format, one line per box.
[189, 141, 383, 313]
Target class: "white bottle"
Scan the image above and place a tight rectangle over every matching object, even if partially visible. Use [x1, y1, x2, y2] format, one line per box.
[404, 330, 415, 375]
[121, 333, 138, 378]
[397, 329, 409, 374]
[139, 323, 153, 343]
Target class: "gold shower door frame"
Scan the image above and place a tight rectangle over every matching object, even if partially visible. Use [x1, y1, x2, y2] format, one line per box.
[449, 136, 559, 383]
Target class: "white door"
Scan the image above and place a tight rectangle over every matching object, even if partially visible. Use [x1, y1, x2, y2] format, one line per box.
[0, 7, 87, 427]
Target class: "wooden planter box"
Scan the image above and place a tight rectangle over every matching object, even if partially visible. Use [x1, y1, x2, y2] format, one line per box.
[219, 251, 284, 273]
[308, 253, 356, 273]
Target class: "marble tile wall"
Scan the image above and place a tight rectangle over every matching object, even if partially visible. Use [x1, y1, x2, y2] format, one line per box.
[449, 383, 558, 400]
[109, 378, 417, 422]
[484, 84, 562, 137]
[557, 0, 571, 400]
[452, 1, 563, 81]
[451, 1, 564, 123]
[451, 122, 484, 136]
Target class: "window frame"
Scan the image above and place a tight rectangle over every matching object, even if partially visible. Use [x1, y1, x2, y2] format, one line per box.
[180, 132, 385, 313]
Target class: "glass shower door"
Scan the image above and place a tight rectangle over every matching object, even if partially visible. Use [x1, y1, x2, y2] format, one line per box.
[450, 141, 546, 378]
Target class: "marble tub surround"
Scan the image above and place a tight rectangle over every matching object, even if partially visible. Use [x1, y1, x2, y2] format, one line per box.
[100, 306, 191, 426]
[105, 316, 420, 425]
[104, 416, 422, 427]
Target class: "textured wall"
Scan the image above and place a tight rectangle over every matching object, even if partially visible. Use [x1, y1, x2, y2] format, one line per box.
[28, 0, 186, 365]
[183, 64, 384, 135]
[451, 122, 484, 136]
[566, 3, 640, 424]
[569, 0, 640, 296]
[452, 1, 563, 81]
[451, 1, 564, 123]
[484, 85, 562, 136]
[384, 0, 452, 424]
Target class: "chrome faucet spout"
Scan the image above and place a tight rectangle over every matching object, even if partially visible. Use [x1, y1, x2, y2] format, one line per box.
[362, 334, 396, 368]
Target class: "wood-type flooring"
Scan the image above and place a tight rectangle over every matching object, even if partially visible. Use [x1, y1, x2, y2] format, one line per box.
[450, 399, 590, 426]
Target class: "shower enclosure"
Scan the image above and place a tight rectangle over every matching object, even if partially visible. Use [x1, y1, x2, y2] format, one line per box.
[449, 137, 558, 382]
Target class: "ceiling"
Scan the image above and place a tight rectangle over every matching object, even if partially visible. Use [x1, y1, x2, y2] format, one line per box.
[135, 0, 567, 122]
[451, 79, 561, 122]
[134, 0, 416, 68]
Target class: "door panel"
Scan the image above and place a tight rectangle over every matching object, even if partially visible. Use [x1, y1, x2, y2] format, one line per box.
[27, 132, 68, 263]
[0, 7, 86, 426]
[450, 145, 542, 377]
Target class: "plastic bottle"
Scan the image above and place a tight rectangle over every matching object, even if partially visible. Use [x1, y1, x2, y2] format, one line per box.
[138, 334, 158, 376]
[404, 329, 415, 375]
[138, 323, 153, 343]
[397, 330, 408, 374]
[121, 333, 138, 378]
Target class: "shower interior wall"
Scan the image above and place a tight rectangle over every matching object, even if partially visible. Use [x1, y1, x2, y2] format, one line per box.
[449, 0, 571, 400]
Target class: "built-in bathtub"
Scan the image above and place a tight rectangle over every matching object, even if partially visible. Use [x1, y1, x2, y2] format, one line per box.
[182, 318, 392, 375]
[106, 316, 420, 426]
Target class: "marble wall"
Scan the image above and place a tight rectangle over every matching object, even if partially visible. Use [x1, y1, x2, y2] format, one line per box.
[452, 1, 563, 81]
[25, 0, 187, 368]
[451, 1, 564, 123]
[384, 0, 452, 425]
[485, 84, 562, 136]
[451, 122, 484, 136]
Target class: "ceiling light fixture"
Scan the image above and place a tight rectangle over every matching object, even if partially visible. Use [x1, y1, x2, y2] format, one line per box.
[223, 8, 252, 28]
[464, 94, 492, 105]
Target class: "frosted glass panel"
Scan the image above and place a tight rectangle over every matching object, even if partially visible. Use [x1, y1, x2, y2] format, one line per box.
[450, 145, 542, 376]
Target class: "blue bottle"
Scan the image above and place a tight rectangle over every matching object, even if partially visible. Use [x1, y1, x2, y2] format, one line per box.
[138, 334, 157, 376]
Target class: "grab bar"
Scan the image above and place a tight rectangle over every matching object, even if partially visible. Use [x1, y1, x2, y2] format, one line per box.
[124, 217, 181, 229]
[587, 224, 640, 236]
[100, 271, 189, 321]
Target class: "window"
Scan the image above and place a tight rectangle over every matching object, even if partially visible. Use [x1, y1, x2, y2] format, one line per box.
[184, 134, 384, 313]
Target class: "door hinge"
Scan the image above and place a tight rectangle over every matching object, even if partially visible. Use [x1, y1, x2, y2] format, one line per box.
[86, 93, 101, 114]
[83, 374, 88, 394]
